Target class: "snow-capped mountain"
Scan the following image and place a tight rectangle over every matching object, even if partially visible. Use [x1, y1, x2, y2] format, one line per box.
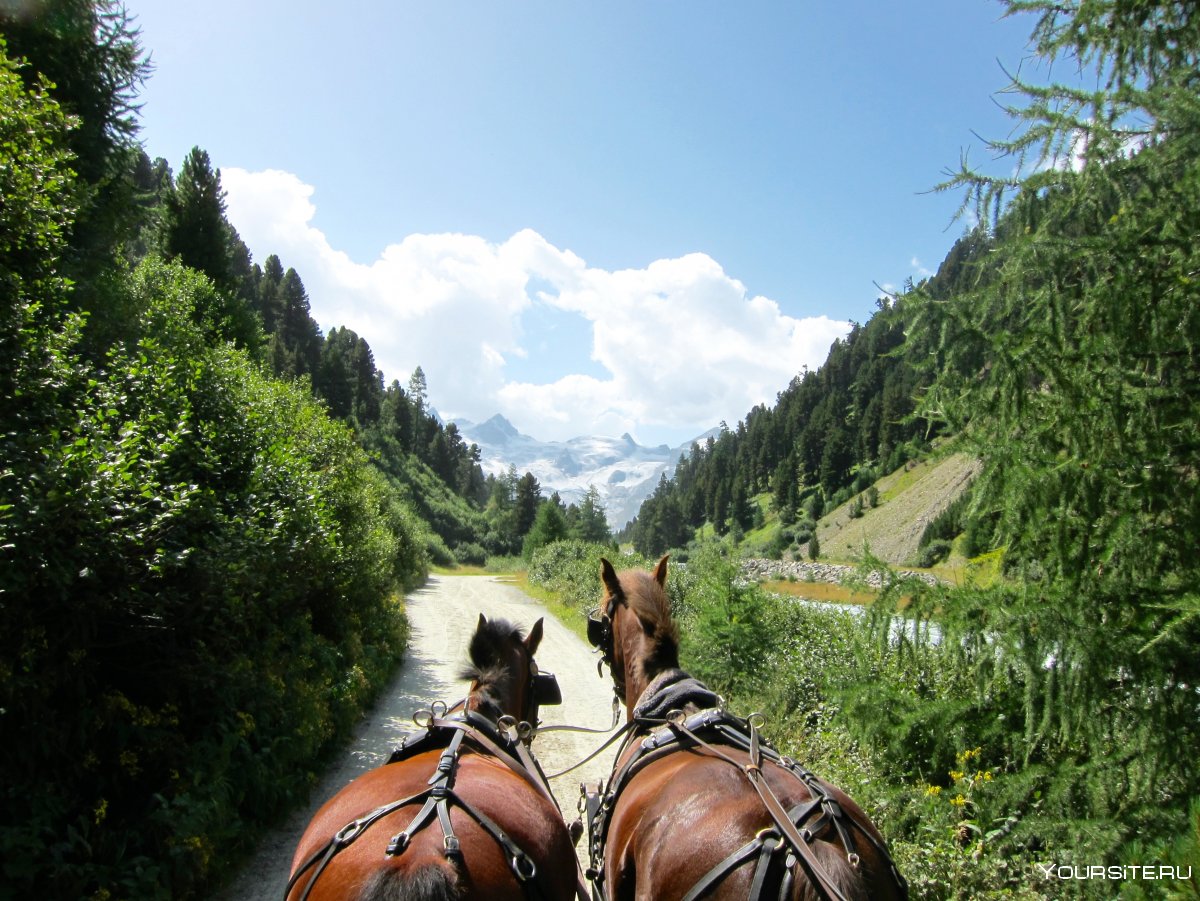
[451, 414, 710, 529]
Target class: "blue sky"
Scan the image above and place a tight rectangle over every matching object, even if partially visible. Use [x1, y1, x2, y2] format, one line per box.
[127, 0, 1036, 444]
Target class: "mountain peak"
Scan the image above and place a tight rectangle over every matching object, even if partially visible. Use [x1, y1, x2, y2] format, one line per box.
[482, 413, 520, 437]
[465, 414, 522, 445]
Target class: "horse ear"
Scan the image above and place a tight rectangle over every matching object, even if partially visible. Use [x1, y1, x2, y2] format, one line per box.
[600, 558, 622, 598]
[653, 555, 670, 588]
[477, 612, 487, 632]
[526, 617, 544, 655]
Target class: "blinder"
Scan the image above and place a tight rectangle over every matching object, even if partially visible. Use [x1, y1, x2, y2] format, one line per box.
[531, 671, 562, 707]
[586, 609, 611, 651]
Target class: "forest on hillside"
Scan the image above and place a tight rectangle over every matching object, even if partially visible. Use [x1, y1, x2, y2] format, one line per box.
[0, 2, 616, 896]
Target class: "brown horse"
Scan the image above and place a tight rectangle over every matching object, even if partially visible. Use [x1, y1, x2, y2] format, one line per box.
[287, 614, 582, 901]
[583, 557, 907, 901]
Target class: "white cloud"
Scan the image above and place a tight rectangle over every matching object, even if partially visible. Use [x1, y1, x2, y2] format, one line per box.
[222, 168, 850, 442]
[910, 256, 933, 278]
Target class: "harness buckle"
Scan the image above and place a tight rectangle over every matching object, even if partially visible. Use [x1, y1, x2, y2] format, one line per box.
[443, 834, 462, 856]
[386, 831, 410, 855]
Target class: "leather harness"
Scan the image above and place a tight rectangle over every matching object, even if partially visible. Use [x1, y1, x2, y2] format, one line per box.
[582, 605, 908, 901]
[286, 684, 590, 901]
[580, 706, 908, 901]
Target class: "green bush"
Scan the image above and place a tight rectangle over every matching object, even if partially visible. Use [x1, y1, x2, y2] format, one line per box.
[677, 545, 775, 698]
[452, 541, 488, 566]
[528, 540, 641, 609]
[0, 257, 423, 898]
[917, 538, 952, 568]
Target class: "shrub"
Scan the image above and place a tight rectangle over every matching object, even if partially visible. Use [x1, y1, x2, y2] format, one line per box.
[677, 545, 774, 698]
[452, 541, 488, 566]
[528, 540, 642, 609]
[0, 258, 421, 898]
[917, 539, 952, 568]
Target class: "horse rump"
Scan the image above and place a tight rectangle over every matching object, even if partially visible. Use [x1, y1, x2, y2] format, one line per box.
[357, 862, 462, 901]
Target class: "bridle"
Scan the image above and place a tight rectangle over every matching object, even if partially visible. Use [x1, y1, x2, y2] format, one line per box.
[464, 638, 563, 728]
[586, 595, 625, 701]
[586, 602, 614, 670]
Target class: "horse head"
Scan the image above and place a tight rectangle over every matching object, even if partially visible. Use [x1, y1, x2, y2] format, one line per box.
[591, 556, 678, 716]
[462, 614, 561, 727]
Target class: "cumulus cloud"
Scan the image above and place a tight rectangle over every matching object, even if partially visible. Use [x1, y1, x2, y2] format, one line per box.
[222, 168, 850, 442]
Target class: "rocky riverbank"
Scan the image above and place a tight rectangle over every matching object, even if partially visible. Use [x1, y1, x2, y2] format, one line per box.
[742, 557, 939, 589]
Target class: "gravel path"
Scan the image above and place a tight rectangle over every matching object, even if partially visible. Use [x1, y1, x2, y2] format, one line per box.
[215, 575, 618, 901]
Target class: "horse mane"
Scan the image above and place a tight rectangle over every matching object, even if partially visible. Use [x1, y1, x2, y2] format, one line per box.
[623, 570, 680, 672]
[459, 617, 524, 715]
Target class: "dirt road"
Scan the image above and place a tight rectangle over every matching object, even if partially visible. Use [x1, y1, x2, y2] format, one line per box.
[216, 575, 618, 901]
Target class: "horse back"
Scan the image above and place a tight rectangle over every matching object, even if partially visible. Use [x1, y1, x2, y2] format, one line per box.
[289, 749, 576, 901]
[604, 748, 902, 901]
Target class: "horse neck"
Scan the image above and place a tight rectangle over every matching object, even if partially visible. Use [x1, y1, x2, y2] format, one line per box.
[616, 609, 666, 719]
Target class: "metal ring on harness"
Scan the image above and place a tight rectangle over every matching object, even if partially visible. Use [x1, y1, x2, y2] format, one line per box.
[511, 852, 538, 881]
[497, 714, 518, 733]
[335, 818, 366, 845]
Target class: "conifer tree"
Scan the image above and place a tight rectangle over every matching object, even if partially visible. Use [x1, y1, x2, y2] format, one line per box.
[165, 147, 232, 289]
[275, 267, 322, 377]
[0, 0, 149, 308]
[899, 0, 1200, 825]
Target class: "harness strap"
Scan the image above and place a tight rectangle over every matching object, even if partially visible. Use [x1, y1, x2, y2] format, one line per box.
[452, 790, 541, 884]
[675, 715, 852, 901]
[286, 714, 584, 901]
[286, 790, 429, 901]
[582, 709, 908, 901]
[546, 718, 640, 779]
[677, 800, 810, 901]
[748, 834, 783, 899]
[712, 721, 906, 891]
[679, 833, 765, 901]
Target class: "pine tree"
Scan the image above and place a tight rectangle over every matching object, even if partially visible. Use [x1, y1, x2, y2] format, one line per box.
[276, 267, 322, 378]
[165, 147, 233, 290]
[257, 254, 285, 333]
[522, 495, 568, 559]
[513, 472, 542, 538]
[0, 0, 149, 310]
